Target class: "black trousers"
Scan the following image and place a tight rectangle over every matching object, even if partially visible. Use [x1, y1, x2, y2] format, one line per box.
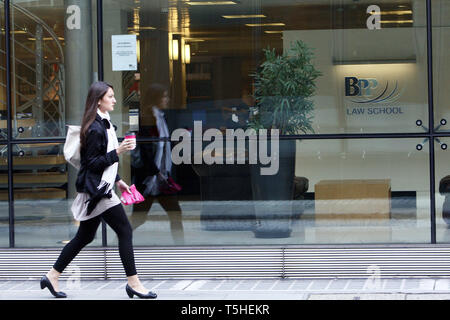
[53, 204, 137, 277]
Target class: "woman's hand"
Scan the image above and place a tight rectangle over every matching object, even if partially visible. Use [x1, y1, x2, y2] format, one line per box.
[116, 139, 134, 155]
[116, 179, 131, 194]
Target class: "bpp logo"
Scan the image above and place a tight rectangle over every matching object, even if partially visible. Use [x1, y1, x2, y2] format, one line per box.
[345, 77, 378, 97]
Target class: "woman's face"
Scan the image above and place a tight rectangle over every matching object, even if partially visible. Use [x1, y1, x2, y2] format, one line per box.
[98, 87, 116, 113]
[160, 90, 169, 109]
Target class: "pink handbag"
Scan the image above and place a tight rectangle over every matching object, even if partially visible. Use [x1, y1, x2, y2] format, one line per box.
[161, 177, 182, 195]
[120, 184, 145, 205]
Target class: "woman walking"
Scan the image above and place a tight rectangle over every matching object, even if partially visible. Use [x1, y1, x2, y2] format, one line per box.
[40, 81, 157, 299]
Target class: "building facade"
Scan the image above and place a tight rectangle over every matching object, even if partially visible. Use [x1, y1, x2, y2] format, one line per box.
[1, 0, 450, 280]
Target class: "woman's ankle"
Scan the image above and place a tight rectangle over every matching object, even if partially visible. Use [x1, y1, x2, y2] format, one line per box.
[127, 275, 146, 289]
[47, 268, 61, 279]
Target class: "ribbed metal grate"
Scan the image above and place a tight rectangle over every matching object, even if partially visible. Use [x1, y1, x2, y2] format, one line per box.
[1, 246, 450, 280]
[0, 249, 106, 280]
[285, 247, 450, 278]
[106, 248, 283, 279]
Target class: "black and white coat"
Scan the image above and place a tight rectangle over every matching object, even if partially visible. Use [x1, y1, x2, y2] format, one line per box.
[75, 114, 121, 215]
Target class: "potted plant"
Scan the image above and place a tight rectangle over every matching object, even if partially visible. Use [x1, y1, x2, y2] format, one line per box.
[248, 40, 321, 238]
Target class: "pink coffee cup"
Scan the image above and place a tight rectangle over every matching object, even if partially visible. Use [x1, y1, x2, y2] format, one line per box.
[124, 134, 136, 150]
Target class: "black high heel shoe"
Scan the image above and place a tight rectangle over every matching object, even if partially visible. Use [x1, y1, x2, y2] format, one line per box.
[40, 275, 67, 298]
[126, 284, 157, 299]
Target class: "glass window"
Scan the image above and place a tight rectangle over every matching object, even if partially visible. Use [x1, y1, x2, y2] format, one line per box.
[9, 0, 99, 246]
[1, 1, 439, 248]
[283, 0, 427, 134]
[108, 137, 431, 246]
[13, 142, 102, 247]
[11, 0, 98, 139]
[297, 138, 430, 244]
[433, 0, 450, 132]
[101, 0, 432, 246]
[13, 143, 102, 247]
[103, 0, 427, 138]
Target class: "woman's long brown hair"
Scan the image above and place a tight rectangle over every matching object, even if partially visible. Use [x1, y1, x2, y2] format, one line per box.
[80, 81, 113, 151]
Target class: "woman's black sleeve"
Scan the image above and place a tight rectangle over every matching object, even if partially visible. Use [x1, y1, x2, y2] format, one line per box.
[85, 129, 119, 173]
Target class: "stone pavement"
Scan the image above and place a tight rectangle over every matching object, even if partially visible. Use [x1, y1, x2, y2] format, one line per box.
[2, 277, 450, 300]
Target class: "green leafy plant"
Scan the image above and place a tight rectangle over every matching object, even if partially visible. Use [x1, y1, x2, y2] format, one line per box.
[249, 40, 321, 135]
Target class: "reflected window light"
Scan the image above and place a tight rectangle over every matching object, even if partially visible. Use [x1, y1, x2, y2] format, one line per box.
[185, 44, 191, 64]
[186, 1, 237, 5]
[172, 39, 179, 60]
[222, 14, 266, 19]
[245, 23, 285, 27]
[380, 20, 413, 24]
[127, 26, 156, 31]
[137, 39, 140, 63]
[375, 10, 412, 15]
[185, 38, 204, 42]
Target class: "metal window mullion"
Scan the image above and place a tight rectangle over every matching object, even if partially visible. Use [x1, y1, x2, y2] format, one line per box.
[97, 0, 104, 82]
[426, 0, 436, 244]
[97, 0, 107, 248]
[4, 0, 14, 248]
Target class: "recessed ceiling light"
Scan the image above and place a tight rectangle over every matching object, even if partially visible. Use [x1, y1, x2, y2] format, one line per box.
[245, 23, 285, 27]
[185, 38, 205, 42]
[264, 30, 283, 34]
[127, 26, 156, 30]
[222, 14, 266, 19]
[380, 20, 413, 23]
[187, 1, 237, 5]
[371, 10, 412, 15]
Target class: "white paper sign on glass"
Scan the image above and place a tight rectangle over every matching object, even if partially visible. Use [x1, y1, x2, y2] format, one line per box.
[111, 34, 137, 71]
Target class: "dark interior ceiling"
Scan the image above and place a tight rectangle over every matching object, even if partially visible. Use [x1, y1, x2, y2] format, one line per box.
[7, 0, 413, 61]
